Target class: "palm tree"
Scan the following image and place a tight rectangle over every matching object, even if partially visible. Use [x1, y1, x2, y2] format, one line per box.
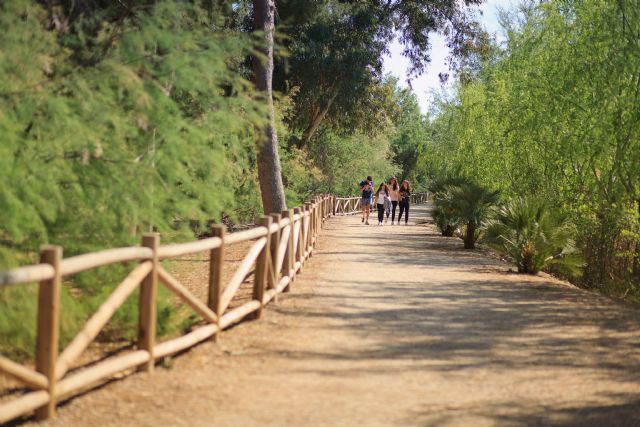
[483, 197, 583, 275]
[430, 176, 468, 237]
[443, 182, 500, 249]
[432, 204, 459, 237]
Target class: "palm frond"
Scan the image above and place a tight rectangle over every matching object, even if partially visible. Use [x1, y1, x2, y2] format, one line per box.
[483, 197, 583, 275]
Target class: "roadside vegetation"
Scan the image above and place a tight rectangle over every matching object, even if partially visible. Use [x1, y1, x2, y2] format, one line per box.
[423, 0, 640, 302]
[1, 0, 477, 360]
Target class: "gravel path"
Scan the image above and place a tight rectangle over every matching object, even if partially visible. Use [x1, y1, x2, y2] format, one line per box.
[27, 204, 640, 427]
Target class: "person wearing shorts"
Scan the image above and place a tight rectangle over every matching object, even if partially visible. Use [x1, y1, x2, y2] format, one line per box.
[360, 176, 373, 225]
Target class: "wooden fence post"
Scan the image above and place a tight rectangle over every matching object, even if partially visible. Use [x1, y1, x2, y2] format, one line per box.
[209, 225, 225, 342]
[138, 233, 159, 373]
[269, 213, 281, 301]
[35, 245, 62, 420]
[310, 200, 316, 250]
[315, 199, 320, 242]
[310, 201, 316, 249]
[251, 216, 271, 320]
[313, 199, 318, 238]
[304, 203, 312, 258]
[293, 207, 304, 278]
[313, 200, 318, 243]
[301, 203, 308, 261]
[281, 209, 294, 290]
[300, 205, 307, 264]
[307, 202, 313, 254]
[315, 197, 320, 234]
[324, 195, 329, 221]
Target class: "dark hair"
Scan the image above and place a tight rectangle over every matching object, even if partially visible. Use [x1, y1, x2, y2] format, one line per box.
[375, 182, 387, 197]
[401, 180, 411, 192]
[388, 177, 399, 191]
[366, 176, 372, 181]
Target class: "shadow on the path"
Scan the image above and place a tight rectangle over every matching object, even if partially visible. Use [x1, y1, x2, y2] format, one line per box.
[407, 397, 640, 427]
[269, 203, 640, 426]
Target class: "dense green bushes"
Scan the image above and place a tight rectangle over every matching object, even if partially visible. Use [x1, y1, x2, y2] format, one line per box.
[423, 0, 640, 300]
[431, 180, 583, 277]
[0, 0, 266, 360]
[0, 1, 428, 360]
[436, 181, 500, 249]
[0, 0, 264, 267]
[484, 198, 582, 276]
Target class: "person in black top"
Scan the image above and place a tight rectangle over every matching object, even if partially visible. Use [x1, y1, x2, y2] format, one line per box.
[398, 180, 411, 225]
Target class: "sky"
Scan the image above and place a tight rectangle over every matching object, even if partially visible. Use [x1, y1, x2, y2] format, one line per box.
[382, 0, 516, 113]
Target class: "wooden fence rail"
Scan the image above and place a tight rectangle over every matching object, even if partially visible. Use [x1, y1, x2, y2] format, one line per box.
[333, 192, 428, 215]
[0, 192, 426, 424]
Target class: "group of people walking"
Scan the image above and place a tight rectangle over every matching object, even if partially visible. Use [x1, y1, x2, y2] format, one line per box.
[359, 176, 411, 226]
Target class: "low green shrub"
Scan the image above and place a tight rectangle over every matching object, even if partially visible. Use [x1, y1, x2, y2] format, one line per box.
[483, 197, 583, 275]
[434, 180, 500, 249]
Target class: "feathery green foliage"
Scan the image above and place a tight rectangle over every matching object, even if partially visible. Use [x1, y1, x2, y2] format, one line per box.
[0, 0, 264, 266]
[0, 0, 264, 360]
[423, 0, 640, 299]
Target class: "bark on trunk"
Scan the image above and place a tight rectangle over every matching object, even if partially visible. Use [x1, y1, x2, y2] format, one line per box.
[252, 0, 287, 214]
[464, 222, 476, 249]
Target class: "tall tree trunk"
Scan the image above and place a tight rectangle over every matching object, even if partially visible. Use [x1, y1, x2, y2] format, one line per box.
[464, 222, 476, 249]
[252, 0, 287, 214]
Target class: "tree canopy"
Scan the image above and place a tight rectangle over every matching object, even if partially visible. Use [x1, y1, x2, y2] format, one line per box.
[274, 0, 485, 147]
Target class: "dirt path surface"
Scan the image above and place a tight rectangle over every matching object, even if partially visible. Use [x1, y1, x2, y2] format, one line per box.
[28, 204, 640, 427]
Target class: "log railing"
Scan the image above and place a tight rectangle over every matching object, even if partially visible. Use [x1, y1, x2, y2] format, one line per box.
[0, 192, 428, 424]
[333, 192, 428, 215]
[0, 195, 334, 424]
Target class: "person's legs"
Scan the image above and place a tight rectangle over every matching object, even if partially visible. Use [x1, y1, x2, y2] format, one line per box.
[364, 204, 370, 224]
[398, 203, 405, 224]
[404, 203, 410, 224]
[391, 201, 398, 224]
[377, 204, 384, 224]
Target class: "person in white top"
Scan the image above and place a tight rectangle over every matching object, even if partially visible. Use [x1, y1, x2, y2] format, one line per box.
[374, 183, 389, 225]
[387, 177, 400, 225]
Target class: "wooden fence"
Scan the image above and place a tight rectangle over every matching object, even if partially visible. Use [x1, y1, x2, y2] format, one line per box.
[0, 192, 427, 424]
[333, 192, 428, 215]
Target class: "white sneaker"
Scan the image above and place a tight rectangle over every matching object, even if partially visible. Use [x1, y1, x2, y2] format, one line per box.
[391, 221, 394, 225]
